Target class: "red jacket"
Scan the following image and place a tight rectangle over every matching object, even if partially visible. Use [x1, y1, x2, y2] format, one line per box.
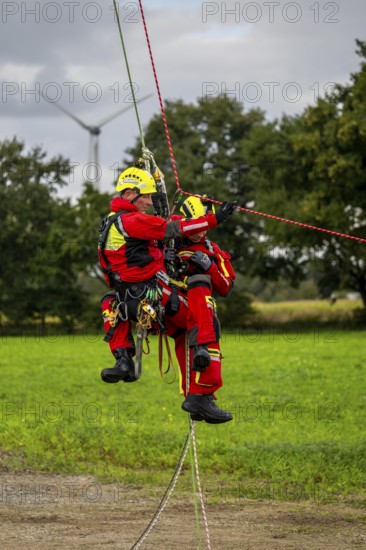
[99, 197, 219, 285]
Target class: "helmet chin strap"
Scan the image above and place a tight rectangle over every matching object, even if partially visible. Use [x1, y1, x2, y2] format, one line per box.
[130, 192, 141, 204]
[121, 187, 141, 204]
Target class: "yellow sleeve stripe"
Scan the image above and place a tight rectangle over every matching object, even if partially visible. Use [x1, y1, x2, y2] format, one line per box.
[217, 253, 230, 277]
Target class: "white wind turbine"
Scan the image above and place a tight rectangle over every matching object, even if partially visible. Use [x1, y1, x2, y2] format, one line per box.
[42, 93, 153, 187]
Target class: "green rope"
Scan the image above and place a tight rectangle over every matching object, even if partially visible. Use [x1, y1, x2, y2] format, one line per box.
[112, 0, 145, 148]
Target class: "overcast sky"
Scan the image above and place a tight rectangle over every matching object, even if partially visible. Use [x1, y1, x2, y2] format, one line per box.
[1, 0, 365, 197]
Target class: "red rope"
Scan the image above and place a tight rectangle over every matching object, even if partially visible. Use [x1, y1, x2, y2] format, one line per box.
[235, 205, 366, 243]
[137, 1, 366, 245]
[138, 0, 180, 190]
[180, 194, 366, 244]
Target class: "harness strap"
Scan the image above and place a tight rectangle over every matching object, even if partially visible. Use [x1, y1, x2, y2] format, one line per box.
[99, 210, 130, 284]
[205, 237, 214, 254]
[103, 326, 116, 343]
[99, 211, 123, 280]
[165, 285, 180, 315]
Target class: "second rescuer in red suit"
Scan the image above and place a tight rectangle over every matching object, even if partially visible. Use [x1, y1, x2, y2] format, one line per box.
[171, 196, 236, 404]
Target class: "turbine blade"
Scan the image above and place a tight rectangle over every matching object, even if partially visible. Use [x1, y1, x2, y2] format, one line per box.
[41, 93, 91, 132]
[97, 93, 154, 128]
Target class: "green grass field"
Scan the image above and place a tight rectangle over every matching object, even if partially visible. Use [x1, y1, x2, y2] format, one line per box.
[1, 327, 365, 505]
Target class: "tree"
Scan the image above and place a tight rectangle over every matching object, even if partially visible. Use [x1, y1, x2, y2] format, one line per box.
[0, 138, 90, 327]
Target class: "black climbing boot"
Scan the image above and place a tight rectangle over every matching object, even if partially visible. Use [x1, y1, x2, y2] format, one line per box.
[192, 345, 211, 372]
[101, 348, 136, 383]
[182, 394, 233, 424]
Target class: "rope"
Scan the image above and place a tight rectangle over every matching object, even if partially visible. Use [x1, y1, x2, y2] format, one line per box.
[191, 420, 212, 550]
[158, 333, 177, 383]
[189, 417, 202, 550]
[236, 205, 366, 244]
[178, 191, 366, 245]
[186, 342, 203, 549]
[130, 434, 191, 550]
[112, 0, 145, 148]
[185, 339, 212, 550]
[137, 0, 181, 189]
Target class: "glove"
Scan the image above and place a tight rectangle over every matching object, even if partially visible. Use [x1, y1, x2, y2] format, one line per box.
[164, 247, 176, 262]
[216, 201, 238, 224]
[202, 194, 215, 213]
[190, 251, 212, 272]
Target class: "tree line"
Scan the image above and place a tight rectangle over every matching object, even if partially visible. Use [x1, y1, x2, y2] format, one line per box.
[1, 40, 366, 327]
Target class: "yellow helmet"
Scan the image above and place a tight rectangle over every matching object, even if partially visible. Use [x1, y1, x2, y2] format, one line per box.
[179, 195, 215, 218]
[116, 167, 157, 194]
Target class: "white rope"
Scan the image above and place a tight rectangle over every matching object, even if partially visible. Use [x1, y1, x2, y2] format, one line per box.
[130, 339, 212, 550]
[186, 340, 212, 550]
[190, 419, 212, 550]
[131, 436, 191, 550]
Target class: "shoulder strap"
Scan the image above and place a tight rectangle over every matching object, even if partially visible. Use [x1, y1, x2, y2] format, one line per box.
[99, 211, 127, 280]
[204, 237, 215, 254]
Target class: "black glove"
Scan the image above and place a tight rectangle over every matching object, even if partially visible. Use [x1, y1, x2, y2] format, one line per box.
[202, 194, 215, 213]
[216, 201, 238, 224]
[164, 246, 176, 262]
[190, 251, 212, 272]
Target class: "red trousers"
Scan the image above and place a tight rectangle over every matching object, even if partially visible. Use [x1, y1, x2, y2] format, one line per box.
[101, 276, 222, 395]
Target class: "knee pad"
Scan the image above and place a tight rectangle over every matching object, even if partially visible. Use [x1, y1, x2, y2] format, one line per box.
[187, 274, 212, 290]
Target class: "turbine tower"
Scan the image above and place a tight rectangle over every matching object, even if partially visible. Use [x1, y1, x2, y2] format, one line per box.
[42, 93, 153, 187]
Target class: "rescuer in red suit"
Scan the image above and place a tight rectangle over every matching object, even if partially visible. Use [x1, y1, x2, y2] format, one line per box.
[170, 195, 236, 422]
[98, 165, 237, 423]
